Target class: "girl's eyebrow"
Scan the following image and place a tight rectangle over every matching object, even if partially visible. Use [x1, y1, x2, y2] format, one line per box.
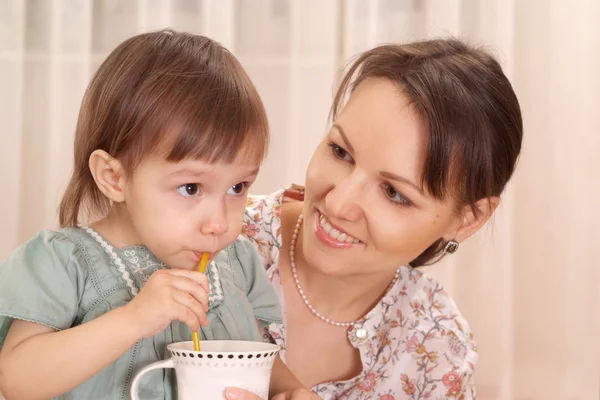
[167, 166, 260, 179]
[167, 168, 210, 178]
[242, 167, 261, 177]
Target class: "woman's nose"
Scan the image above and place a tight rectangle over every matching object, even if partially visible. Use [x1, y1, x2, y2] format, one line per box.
[324, 178, 364, 222]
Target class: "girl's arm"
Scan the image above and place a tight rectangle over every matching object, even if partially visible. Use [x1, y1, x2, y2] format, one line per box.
[0, 308, 137, 399]
[0, 269, 210, 399]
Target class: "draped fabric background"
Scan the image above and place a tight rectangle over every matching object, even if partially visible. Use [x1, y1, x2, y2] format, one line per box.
[1, 1, 598, 399]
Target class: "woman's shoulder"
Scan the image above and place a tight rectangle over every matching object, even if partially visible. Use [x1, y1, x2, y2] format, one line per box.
[243, 184, 305, 253]
[245, 189, 284, 231]
[245, 185, 304, 224]
[396, 266, 477, 353]
[383, 266, 478, 395]
[243, 189, 286, 270]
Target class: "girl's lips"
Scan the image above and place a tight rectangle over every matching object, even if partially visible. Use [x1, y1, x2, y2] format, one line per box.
[192, 251, 216, 263]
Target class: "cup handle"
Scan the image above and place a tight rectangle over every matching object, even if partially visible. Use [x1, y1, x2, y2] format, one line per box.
[130, 358, 175, 400]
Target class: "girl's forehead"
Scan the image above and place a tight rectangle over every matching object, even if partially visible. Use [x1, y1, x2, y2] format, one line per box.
[136, 151, 260, 178]
[139, 125, 266, 164]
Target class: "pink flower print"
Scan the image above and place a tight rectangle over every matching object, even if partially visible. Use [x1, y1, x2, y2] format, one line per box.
[442, 371, 460, 386]
[269, 330, 280, 339]
[242, 223, 257, 237]
[410, 301, 424, 317]
[427, 287, 434, 302]
[273, 203, 282, 218]
[406, 334, 420, 353]
[357, 372, 377, 392]
[423, 384, 437, 398]
[447, 331, 466, 357]
[399, 284, 408, 296]
[400, 374, 416, 395]
[442, 371, 463, 396]
[380, 395, 395, 400]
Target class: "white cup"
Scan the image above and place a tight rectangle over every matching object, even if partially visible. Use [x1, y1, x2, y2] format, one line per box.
[131, 340, 280, 399]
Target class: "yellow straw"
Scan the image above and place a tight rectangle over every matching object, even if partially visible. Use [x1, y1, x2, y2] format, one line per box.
[192, 252, 209, 351]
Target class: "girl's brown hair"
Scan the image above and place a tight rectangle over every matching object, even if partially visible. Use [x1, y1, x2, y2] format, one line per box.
[59, 29, 269, 227]
[331, 39, 523, 266]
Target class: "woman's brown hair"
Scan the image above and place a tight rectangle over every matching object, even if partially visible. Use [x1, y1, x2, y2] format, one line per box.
[330, 39, 523, 266]
[59, 29, 269, 227]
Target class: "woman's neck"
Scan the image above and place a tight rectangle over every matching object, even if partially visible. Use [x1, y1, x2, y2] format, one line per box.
[282, 204, 397, 323]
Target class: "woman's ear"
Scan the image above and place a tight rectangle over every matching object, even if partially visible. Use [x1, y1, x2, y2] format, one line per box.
[447, 197, 500, 244]
[89, 150, 126, 203]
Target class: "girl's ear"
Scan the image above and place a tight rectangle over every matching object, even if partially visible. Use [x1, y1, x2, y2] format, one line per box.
[88, 150, 127, 203]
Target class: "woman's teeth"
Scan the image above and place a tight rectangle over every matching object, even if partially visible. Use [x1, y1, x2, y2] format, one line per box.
[319, 215, 360, 244]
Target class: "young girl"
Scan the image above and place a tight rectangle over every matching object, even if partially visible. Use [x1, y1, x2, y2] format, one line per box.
[0, 30, 285, 399]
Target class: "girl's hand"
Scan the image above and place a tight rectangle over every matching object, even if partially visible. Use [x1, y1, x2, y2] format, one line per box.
[124, 269, 210, 338]
[225, 388, 320, 400]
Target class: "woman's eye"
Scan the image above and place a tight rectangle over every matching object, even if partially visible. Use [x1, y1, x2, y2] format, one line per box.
[227, 182, 249, 196]
[328, 142, 353, 162]
[383, 184, 411, 206]
[176, 183, 200, 197]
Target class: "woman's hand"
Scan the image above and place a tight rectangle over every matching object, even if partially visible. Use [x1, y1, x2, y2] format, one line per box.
[124, 269, 210, 338]
[225, 387, 320, 400]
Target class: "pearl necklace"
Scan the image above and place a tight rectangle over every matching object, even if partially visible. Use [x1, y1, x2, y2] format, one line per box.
[289, 213, 400, 328]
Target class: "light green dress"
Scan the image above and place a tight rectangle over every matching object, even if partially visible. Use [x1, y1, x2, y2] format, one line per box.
[0, 227, 281, 399]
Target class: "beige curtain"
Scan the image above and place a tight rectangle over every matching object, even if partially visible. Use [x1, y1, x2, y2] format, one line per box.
[1, 1, 598, 398]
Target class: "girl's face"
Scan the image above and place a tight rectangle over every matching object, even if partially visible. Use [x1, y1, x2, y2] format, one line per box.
[302, 78, 466, 277]
[117, 152, 260, 270]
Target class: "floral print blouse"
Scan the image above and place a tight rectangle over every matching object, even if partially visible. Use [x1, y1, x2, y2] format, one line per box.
[243, 187, 478, 399]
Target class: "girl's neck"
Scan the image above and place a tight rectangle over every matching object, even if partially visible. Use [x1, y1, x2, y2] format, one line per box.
[90, 205, 141, 249]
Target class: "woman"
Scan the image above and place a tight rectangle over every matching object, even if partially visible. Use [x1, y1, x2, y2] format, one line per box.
[227, 38, 522, 399]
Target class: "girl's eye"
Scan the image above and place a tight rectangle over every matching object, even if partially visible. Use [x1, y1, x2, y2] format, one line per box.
[328, 142, 353, 162]
[227, 182, 249, 196]
[383, 184, 411, 206]
[176, 183, 200, 197]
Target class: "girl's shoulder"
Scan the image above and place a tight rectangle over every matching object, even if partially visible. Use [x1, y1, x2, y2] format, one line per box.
[0, 228, 118, 333]
[1, 228, 97, 274]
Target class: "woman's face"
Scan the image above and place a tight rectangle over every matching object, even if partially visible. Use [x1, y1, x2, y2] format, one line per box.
[302, 78, 465, 277]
